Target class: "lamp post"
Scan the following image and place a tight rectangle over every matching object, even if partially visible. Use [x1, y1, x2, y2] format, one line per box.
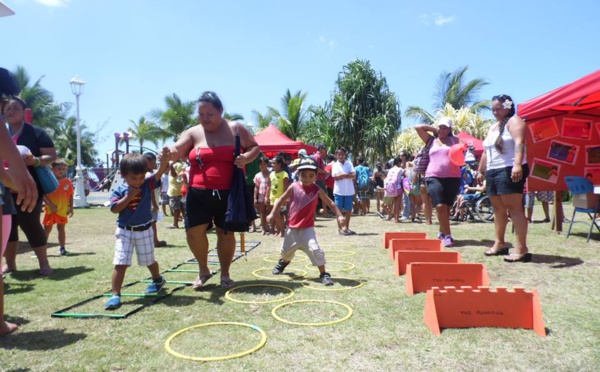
[69, 75, 87, 208]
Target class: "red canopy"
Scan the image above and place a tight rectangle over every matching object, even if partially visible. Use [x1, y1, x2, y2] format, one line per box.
[254, 124, 317, 158]
[519, 69, 600, 122]
[518, 69, 600, 192]
[456, 132, 483, 159]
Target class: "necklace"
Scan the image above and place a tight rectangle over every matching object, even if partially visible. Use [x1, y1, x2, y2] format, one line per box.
[8, 122, 24, 140]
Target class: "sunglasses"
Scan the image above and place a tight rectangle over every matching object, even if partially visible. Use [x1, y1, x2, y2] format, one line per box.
[195, 148, 203, 168]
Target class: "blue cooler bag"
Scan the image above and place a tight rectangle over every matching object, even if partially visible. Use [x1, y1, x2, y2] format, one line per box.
[35, 165, 59, 195]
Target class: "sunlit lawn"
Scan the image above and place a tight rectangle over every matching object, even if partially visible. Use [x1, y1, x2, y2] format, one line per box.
[0, 202, 599, 371]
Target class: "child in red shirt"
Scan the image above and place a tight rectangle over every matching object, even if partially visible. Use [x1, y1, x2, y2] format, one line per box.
[43, 159, 74, 255]
[267, 158, 345, 285]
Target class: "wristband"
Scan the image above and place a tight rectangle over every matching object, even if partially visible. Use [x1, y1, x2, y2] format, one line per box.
[34, 157, 41, 167]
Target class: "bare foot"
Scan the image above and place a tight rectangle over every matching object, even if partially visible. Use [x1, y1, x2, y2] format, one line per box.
[261, 231, 267, 236]
[1, 264, 16, 275]
[0, 321, 18, 336]
[40, 266, 53, 276]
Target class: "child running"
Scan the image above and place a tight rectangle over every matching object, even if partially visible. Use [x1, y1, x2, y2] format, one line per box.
[253, 156, 271, 235]
[105, 149, 171, 310]
[267, 157, 345, 286]
[42, 159, 74, 255]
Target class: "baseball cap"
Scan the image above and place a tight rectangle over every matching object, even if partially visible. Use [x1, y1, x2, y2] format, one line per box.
[296, 157, 318, 171]
[298, 149, 308, 157]
[436, 117, 453, 128]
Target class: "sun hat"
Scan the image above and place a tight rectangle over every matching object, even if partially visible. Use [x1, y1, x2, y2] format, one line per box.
[296, 157, 318, 171]
[436, 117, 453, 128]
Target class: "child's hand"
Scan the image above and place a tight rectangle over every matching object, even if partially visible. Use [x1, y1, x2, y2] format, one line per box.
[49, 204, 57, 213]
[337, 215, 346, 225]
[159, 147, 171, 163]
[266, 213, 274, 224]
[127, 186, 141, 199]
[68, 207, 74, 217]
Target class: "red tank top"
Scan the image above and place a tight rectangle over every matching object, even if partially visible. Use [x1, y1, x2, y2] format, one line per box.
[288, 182, 320, 228]
[188, 146, 235, 190]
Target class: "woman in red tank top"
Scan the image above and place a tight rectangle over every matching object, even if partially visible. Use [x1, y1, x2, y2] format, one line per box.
[169, 91, 260, 290]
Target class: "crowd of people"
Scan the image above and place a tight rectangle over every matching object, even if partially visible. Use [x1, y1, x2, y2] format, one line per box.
[1, 90, 543, 322]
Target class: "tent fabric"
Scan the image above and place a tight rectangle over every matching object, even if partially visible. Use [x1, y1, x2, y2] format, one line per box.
[519, 69, 600, 122]
[254, 124, 317, 158]
[456, 132, 483, 159]
[518, 69, 600, 192]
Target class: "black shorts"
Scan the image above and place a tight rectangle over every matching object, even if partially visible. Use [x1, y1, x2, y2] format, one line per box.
[486, 164, 529, 196]
[425, 177, 461, 206]
[184, 188, 229, 230]
[9, 195, 47, 248]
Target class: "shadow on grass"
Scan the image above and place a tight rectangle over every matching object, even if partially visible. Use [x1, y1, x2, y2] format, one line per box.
[0, 329, 87, 350]
[453, 239, 500, 248]
[3, 282, 35, 295]
[7, 266, 94, 282]
[563, 231, 600, 242]
[530, 254, 584, 268]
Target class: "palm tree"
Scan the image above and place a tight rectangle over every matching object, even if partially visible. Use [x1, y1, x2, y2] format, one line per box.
[128, 116, 161, 152]
[11, 65, 68, 133]
[268, 89, 309, 141]
[53, 116, 98, 167]
[149, 93, 196, 142]
[251, 109, 274, 130]
[405, 66, 489, 124]
[328, 59, 401, 163]
[223, 112, 244, 121]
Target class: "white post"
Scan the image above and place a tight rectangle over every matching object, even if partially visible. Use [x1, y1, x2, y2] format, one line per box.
[70, 76, 87, 208]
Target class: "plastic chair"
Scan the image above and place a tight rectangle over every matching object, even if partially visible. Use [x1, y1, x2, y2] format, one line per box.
[565, 176, 600, 242]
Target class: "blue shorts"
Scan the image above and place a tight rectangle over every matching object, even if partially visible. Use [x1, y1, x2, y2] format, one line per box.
[334, 194, 353, 212]
[486, 164, 529, 196]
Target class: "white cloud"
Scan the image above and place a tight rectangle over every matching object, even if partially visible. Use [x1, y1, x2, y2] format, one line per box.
[419, 13, 455, 26]
[318, 35, 336, 48]
[35, 0, 70, 7]
[434, 15, 454, 26]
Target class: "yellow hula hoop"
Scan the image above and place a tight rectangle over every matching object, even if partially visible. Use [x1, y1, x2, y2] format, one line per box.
[325, 249, 356, 258]
[271, 300, 353, 326]
[225, 284, 295, 304]
[263, 254, 308, 263]
[165, 322, 267, 362]
[304, 260, 355, 272]
[252, 268, 307, 280]
[301, 278, 364, 291]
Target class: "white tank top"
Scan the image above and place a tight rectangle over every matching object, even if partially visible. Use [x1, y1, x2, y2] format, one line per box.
[483, 122, 527, 170]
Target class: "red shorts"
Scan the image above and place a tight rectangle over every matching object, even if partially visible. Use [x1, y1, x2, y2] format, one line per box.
[43, 213, 68, 226]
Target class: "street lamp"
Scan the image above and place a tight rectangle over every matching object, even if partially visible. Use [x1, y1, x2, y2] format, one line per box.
[69, 75, 87, 208]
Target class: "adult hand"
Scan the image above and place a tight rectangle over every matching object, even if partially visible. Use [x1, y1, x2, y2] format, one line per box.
[476, 172, 485, 185]
[511, 164, 523, 182]
[9, 166, 38, 212]
[234, 155, 247, 168]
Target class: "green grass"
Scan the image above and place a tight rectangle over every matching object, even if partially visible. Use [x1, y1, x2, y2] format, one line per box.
[1, 204, 599, 371]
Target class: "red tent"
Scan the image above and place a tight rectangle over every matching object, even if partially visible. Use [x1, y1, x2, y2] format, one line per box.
[518, 69, 600, 231]
[518, 69, 600, 192]
[254, 124, 317, 158]
[456, 132, 483, 159]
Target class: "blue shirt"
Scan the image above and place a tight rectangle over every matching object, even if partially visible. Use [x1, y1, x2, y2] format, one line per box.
[110, 175, 159, 227]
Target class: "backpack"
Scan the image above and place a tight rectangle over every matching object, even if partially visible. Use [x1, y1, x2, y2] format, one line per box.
[414, 137, 434, 174]
[384, 167, 402, 197]
[356, 165, 371, 191]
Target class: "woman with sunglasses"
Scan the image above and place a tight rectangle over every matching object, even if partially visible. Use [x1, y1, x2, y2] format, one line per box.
[478, 95, 531, 262]
[169, 91, 260, 289]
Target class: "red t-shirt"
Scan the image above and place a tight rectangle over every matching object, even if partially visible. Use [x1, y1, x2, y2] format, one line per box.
[287, 182, 320, 229]
[325, 163, 335, 189]
[188, 146, 235, 190]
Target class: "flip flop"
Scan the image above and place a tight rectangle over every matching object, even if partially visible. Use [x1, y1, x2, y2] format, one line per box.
[192, 273, 212, 290]
[155, 241, 167, 248]
[220, 277, 235, 289]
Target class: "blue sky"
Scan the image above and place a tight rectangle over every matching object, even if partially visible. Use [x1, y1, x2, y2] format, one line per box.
[2, 0, 599, 163]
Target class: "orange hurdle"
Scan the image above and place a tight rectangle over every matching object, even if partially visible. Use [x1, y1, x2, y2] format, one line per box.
[394, 251, 462, 276]
[405, 263, 489, 296]
[383, 232, 428, 249]
[389, 239, 443, 260]
[424, 286, 546, 337]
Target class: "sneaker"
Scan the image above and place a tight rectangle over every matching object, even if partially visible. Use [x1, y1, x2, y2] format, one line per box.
[60, 247, 68, 256]
[272, 259, 290, 275]
[145, 275, 166, 294]
[105, 294, 121, 310]
[320, 272, 334, 286]
[437, 232, 445, 240]
[443, 235, 454, 248]
[339, 230, 351, 236]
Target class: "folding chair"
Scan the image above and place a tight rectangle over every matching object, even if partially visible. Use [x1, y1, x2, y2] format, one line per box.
[565, 176, 600, 242]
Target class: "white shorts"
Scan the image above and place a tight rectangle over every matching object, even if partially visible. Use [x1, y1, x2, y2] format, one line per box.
[113, 227, 156, 266]
[280, 227, 326, 267]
